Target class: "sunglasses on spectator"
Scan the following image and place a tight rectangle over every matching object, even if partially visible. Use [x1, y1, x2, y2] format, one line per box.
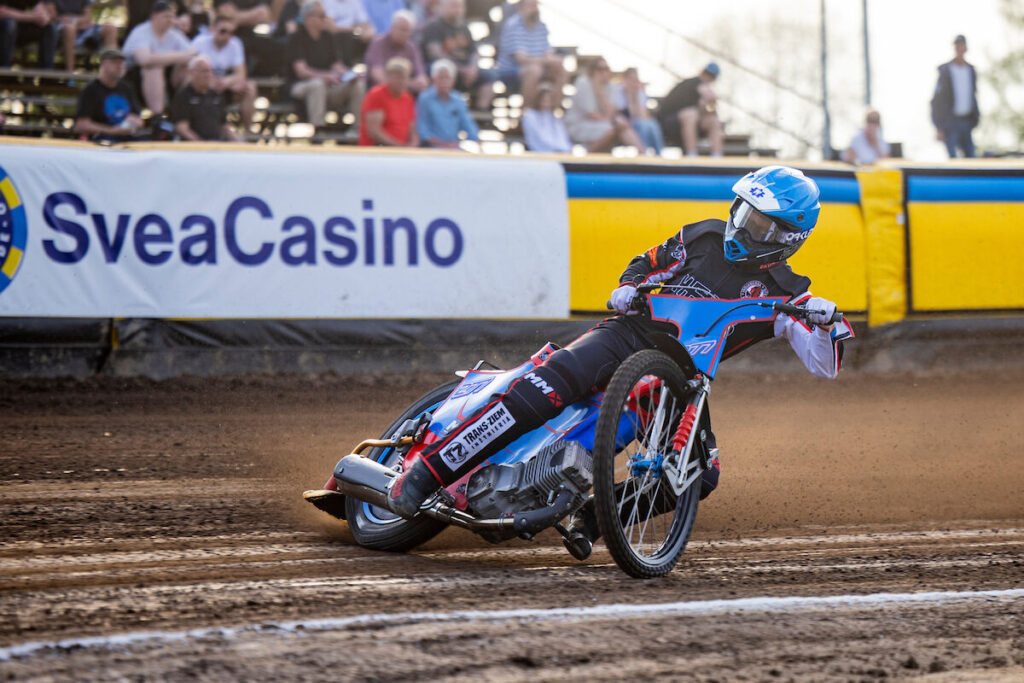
[217, 27, 233, 34]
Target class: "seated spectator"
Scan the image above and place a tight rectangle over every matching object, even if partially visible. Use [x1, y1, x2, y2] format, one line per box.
[563, 57, 644, 154]
[272, 0, 300, 38]
[320, 0, 374, 65]
[658, 62, 723, 157]
[212, 0, 281, 76]
[365, 9, 427, 93]
[521, 81, 570, 153]
[416, 58, 477, 148]
[182, 0, 210, 38]
[362, 0, 403, 36]
[495, 0, 565, 109]
[52, 0, 118, 71]
[359, 55, 417, 146]
[844, 108, 890, 165]
[286, 0, 364, 129]
[421, 0, 495, 110]
[408, 0, 438, 27]
[0, 0, 58, 69]
[126, 0, 191, 38]
[191, 13, 257, 132]
[615, 67, 663, 155]
[170, 54, 241, 140]
[75, 47, 146, 139]
[122, 0, 196, 115]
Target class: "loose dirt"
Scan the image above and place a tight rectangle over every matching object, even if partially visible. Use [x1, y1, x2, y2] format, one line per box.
[1, 369, 1022, 680]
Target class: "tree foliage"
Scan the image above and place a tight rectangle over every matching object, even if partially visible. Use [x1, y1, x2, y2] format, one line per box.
[984, 0, 1024, 147]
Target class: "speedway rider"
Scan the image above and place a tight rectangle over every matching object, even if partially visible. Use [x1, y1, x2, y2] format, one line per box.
[385, 165, 854, 542]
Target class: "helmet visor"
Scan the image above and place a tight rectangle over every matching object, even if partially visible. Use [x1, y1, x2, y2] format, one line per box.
[727, 199, 782, 244]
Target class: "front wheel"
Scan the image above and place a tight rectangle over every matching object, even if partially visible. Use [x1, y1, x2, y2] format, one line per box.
[592, 350, 702, 578]
[345, 380, 458, 552]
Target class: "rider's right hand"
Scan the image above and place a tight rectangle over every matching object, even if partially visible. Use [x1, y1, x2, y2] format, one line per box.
[610, 283, 638, 314]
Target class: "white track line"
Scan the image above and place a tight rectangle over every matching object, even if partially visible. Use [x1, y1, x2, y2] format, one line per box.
[2, 589, 1022, 662]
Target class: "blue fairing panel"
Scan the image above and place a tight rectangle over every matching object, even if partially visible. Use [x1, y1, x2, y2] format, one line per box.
[646, 295, 786, 378]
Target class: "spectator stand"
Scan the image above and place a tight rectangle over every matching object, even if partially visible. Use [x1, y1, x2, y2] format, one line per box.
[0, 67, 87, 139]
[0, 0, 774, 156]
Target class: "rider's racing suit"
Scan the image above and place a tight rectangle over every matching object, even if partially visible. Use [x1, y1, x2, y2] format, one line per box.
[406, 219, 854, 500]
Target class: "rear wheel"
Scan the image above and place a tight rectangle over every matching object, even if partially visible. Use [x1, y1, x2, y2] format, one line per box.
[345, 381, 458, 552]
[592, 350, 702, 578]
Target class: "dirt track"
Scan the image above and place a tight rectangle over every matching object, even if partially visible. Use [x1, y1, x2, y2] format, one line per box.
[1, 369, 1023, 681]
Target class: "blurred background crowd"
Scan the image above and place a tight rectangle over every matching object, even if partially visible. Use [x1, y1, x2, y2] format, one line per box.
[0, 0, 1020, 160]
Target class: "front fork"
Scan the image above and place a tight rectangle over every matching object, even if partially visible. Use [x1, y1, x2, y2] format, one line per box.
[662, 375, 711, 497]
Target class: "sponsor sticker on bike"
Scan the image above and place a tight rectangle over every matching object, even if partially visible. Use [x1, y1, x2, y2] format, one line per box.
[685, 340, 717, 356]
[439, 403, 515, 470]
[451, 376, 494, 399]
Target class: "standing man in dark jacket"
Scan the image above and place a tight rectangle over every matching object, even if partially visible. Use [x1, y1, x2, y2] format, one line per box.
[930, 34, 980, 158]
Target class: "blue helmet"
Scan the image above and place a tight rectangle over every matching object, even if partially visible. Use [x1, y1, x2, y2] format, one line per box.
[723, 166, 821, 269]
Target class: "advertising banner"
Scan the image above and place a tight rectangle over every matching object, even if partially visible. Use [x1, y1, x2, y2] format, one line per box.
[0, 144, 570, 318]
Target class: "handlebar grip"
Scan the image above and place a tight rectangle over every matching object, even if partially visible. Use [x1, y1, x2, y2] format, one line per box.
[773, 302, 804, 316]
[773, 302, 845, 324]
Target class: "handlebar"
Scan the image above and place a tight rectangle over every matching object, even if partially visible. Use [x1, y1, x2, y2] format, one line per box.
[606, 289, 844, 324]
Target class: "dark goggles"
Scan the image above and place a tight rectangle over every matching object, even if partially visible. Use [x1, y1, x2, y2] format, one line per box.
[726, 199, 783, 244]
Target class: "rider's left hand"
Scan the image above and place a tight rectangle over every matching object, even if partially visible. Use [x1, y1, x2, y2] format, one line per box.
[805, 297, 838, 327]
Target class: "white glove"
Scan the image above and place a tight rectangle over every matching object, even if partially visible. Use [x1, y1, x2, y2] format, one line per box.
[805, 296, 838, 327]
[610, 283, 638, 314]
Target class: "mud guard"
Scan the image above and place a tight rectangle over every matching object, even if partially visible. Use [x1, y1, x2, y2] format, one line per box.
[647, 332, 699, 377]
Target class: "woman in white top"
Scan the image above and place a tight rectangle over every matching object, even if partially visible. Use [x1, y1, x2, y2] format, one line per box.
[843, 108, 891, 165]
[521, 82, 572, 153]
[563, 57, 645, 154]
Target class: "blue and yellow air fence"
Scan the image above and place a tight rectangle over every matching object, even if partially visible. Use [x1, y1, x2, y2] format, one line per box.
[0, 138, 1021, 328]
[564, 159, 1024, 327]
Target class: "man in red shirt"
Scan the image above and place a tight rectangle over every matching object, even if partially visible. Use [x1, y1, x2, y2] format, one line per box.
[359, 56, 419, 146]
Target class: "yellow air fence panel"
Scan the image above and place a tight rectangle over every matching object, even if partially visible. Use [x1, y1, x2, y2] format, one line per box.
[857, 168, 907, 326]
[568, 198, 720, 312]
[564, 164, 867, 315]
[904, 169, 1024, 312]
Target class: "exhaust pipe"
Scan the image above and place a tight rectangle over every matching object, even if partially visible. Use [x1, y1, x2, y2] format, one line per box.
[332, 455, 398, 511]
[332, 454, 569, 536]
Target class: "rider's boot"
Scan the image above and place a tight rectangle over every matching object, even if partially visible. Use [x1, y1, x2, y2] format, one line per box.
[387, 456, 442, 519]
[387, 361, 579, 520]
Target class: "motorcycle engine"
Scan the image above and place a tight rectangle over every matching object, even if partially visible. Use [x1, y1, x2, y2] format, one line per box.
[464, 440, 593, 520]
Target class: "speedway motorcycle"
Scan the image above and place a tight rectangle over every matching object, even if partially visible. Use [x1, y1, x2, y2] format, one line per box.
[304, 287, 843, 578]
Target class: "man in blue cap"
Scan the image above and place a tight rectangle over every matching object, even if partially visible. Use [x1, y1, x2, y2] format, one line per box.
[657, 61, 723, 157]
